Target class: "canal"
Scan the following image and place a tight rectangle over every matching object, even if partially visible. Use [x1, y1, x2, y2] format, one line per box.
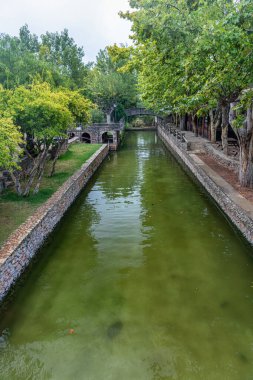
[1, 131, 253, 379]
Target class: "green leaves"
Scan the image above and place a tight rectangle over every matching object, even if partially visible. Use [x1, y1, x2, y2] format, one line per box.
[125, 0, 253, 116]
[8, 82, 95, 142]
[88, 47, 138, 114]
[0, 117, 23, 171]
[0, 26, 89, 90]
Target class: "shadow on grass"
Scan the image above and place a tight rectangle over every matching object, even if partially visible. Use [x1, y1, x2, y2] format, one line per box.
[1, 188, 55, 205]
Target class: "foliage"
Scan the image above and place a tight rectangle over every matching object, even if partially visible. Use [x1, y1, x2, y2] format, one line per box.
[0, 117, 23, 171]
[91, 108, 105, 123]
[0, 82, 94, 195]
[0, 25, 89, 90]
[122, 0, 253, 115]
[60, 88, 94, 125]
[122, 0, 253, 186]
[9, 82, 73, 140]
[231, 89, 253, 130]
[88, 46, 138, 116]
[132, 118, 145, 128]
[40, 29, 89, 89]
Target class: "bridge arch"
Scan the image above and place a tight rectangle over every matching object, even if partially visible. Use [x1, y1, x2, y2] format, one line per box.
[81, 132, 91, 144]
[102, 131, 114, 144]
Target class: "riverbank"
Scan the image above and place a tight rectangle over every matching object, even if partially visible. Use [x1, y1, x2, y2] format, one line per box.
[0, 143, 101, 247]
[158, 126, 253, 246]
[0, 144, 109, 302]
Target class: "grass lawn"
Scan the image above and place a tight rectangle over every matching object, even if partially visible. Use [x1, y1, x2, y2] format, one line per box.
[0, 143, 102, 248]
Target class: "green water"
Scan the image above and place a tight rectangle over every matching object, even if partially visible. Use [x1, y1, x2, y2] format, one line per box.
[1, 131, 253, 380]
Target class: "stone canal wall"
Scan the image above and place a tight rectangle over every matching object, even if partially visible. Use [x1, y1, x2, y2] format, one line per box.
[158, 126, 253, 246]
[0, 144, 109, 302]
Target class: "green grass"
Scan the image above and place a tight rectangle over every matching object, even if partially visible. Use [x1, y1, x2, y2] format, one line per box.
[0, 143, 102, 247]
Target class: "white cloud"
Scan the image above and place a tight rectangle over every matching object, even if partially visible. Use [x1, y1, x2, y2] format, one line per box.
[0, 0, 132, 62]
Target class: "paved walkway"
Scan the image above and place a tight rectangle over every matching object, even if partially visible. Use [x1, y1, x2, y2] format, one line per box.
[162, 125, 253, 211]
[189, 152, 253, 218]
[185, 128, 253, 212]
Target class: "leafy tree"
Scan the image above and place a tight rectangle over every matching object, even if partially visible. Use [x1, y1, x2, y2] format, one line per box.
[0, 117, 23, 173]
[0, 33, 40, 88]
[60, 88, 93, 125]
[6, 83, 72, 195]
[230, 90, 253, 188]
[91, 108, 105, 123]
[40, 29, 89, 89]
[0, 26, 90, 90]
[19, 24, 39, 53]
[88, 47, 138, 122]
[123, 0, 253, 187]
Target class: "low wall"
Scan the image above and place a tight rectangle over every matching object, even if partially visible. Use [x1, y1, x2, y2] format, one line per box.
[204, 142, 239, 173]
[0, 144, 109, 302]
[158, 126, 253, 246]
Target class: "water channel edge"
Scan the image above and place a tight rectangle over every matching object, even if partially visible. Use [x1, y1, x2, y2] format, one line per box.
[0, 144, 109, 303]
[158, 126, 253, 247]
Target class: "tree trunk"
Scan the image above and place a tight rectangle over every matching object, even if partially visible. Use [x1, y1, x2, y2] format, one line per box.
[49, 140, 65, 177]
[209, 108, 221, 143]
[23, 146, 47, 197]
[23, 158, 41, 197]
[33, 148, 49, 194]
[221, 104, 229, 155]
[180, 114, 187, 131]
[9, 172, 23, 196]
[239, 137, 253, 187]
[50, 154, 59, 178]
[230, 102, 253, 188]
[192, 115, 198, 136]
[175, 114, 180, 128]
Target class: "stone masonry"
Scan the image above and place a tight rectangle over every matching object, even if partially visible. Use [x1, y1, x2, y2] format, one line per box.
[0, 144, 109, 303]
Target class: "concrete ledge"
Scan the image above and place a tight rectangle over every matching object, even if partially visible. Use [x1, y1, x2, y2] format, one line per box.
[0, 144, 109, 302]
[158, 126, 253, 246]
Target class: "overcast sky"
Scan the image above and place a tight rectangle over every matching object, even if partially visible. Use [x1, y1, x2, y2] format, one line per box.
[0, 0, 132, 62]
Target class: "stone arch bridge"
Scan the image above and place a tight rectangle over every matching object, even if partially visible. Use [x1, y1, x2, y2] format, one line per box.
[68, 122, 124, 151]
[68, 108, 163, 150]
[124, 108, 163, 122]
[125, 108, 157, 117]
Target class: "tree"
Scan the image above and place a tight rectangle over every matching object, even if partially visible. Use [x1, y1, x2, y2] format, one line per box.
[40, 29, 89, 89]
[88, 47, 138, 122]
[48, 87, 94, 176]
[0, 117, 23, 172]
[7, 83, 73, 195]
[230, 90, 253, 188]
[0, 26, 90, 90]
[61, 88, 93, 125]
[123, 0, 253, 187]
